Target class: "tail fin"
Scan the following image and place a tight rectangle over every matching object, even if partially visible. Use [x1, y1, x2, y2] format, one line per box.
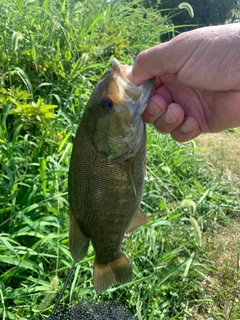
[93, 254, 132, 293]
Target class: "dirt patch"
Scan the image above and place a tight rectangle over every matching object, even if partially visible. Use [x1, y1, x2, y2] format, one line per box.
[191, 131, 240, 319]
[190, 221, 240, 319]
[207, 222, 240, 269]
[195, 130, 240, 186]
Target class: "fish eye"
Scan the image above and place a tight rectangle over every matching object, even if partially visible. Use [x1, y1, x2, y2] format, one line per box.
[100, 97, 113, 113]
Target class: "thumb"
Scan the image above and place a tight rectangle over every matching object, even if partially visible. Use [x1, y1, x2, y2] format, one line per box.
[132, 35, 196, 86]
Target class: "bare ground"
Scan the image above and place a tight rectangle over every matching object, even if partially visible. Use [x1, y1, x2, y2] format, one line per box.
[190, 131, 240, 319]
[195, 130, 240, 185]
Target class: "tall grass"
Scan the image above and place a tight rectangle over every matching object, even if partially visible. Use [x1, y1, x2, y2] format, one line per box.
[0, 0, 239, 319]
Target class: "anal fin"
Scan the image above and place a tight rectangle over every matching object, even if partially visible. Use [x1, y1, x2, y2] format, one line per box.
[126, 208, 149, 234]
[69, 210, 89, 262]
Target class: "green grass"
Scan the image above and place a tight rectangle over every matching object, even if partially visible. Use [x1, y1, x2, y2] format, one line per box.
[0, 0, 240, 319]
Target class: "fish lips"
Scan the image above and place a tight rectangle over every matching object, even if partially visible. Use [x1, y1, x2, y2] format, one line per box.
[128, 78, 154, 116]
[112, 58, 154, 116]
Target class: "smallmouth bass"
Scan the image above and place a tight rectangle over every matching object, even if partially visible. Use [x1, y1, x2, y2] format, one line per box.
[68, 59, 153, 293]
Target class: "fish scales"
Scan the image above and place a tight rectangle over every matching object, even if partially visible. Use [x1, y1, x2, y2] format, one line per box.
[68, 59, 153, 293]
[69, 122, 146, 263]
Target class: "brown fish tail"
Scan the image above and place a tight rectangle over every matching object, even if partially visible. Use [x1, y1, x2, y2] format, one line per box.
[93, 254, 132, 293]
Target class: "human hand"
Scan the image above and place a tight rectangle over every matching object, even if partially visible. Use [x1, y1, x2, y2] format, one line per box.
[131, 24, 240, 142]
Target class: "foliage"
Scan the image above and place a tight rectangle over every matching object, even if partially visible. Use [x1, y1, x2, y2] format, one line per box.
[0, 0, 240, 319]
[143, 0, 239, 38]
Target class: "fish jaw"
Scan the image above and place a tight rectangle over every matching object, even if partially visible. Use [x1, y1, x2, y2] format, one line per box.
[107, 61, 153, 161]
[111, 58, 154, 116]
[87, 59, 154, 162]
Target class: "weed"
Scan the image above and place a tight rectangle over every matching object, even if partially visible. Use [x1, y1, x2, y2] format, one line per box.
[0, 1, 239, 319]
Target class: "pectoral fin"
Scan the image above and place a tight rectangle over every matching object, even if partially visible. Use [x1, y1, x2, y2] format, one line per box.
[144, 159, 148, 180]
[69, 210, 89, 262]
[128, 162, 137, 197]
[126, 208, 149, 234]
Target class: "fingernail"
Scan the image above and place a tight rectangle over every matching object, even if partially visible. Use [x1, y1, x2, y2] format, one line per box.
[181, 120, 194, 133]
[148, 101, 163, 116]
[164, 109, 177, 124]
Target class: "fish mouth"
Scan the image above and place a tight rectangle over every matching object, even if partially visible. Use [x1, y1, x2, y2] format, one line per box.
[130, 79, 154, 116]
[111, 59, 137, 93]
[111, 59, 154, 115]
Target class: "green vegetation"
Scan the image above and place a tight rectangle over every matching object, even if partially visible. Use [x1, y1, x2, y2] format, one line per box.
[143, 0, 240, 36]
[0, 0, 239, 319]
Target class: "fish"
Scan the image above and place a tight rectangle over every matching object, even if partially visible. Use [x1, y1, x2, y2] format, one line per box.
[68, 58, 153, 293]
